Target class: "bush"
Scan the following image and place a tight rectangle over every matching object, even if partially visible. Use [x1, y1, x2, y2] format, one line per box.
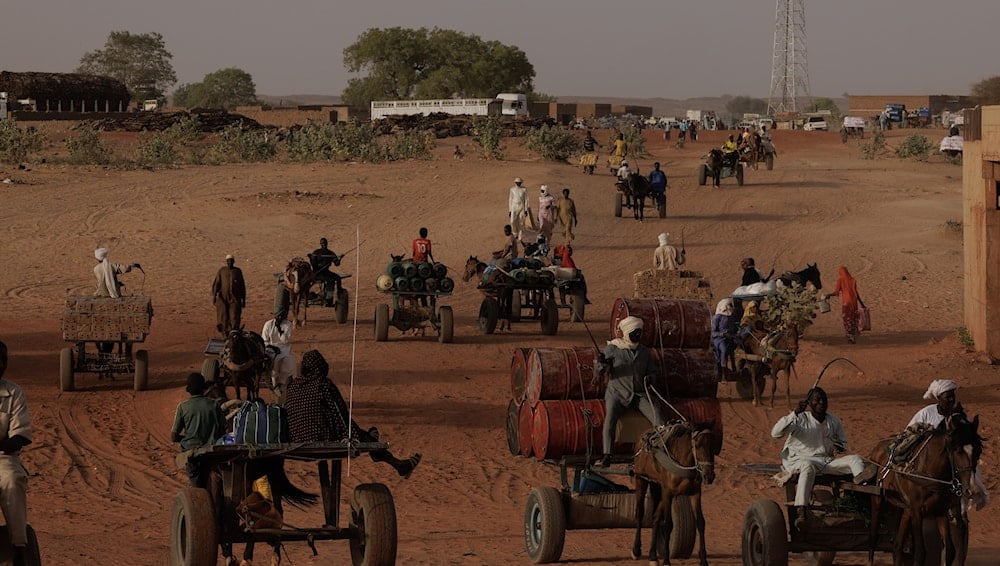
[387, 129, 434, 161]
[471, 117, 505, 160]
[895, 134, 933, 161]
[65, 127, 113, 165]
[607, 123, 646, 158]
[525, 124, 581, 162]
[211, 124, 277, 163]
[0, 119, 45, 163]
[287, 121, 431, 163]
[135, 132, 178, 165]
[860, 131, 886, 160]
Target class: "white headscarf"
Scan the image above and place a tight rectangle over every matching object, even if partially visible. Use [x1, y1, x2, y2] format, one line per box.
[94, 247, 108, 261]
[610, 316, 644, 350]
[539, 185, 549, 195]
[923, 379, 958, 401]
[715, 298, 734, 316]
[657, 233, 669, 247]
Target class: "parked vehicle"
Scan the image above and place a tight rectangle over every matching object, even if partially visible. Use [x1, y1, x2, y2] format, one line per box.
[802, 116, 828, 131]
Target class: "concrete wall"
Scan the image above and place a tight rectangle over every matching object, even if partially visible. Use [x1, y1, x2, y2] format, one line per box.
[234, 105, 349, 127]
[574, 103, 612, 118]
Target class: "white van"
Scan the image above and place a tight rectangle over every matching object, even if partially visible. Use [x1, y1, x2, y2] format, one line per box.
[803, 116, 828, 131]
[496, 93, 528, 117]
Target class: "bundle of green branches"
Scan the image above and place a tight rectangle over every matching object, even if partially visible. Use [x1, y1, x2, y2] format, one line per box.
[760, 282, 818, 332]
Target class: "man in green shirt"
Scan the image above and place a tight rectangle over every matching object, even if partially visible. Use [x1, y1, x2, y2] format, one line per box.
[172, 373, 225, 487]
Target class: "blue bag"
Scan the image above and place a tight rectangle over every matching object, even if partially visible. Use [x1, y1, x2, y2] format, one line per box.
[233, 400, 289, 444]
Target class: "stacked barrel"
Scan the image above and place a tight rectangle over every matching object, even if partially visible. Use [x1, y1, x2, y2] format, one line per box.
[506, 298, 724, 460]
[376, 260, 454, 293]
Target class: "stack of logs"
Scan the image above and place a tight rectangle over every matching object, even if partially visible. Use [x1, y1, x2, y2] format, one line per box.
[77, 109, 263, 133]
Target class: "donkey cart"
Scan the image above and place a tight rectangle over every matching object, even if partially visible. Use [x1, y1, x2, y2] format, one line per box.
[373, 289, 454, 343]
[170, 442, 398, 566]
[478, 277, 560, 335]
[59, 295, 153, 392]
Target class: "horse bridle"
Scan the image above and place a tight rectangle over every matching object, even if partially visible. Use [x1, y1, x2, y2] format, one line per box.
[889, 433, 976, 498]
[644, 426, 714, 480]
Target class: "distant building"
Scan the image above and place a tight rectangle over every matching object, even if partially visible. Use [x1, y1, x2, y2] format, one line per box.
[848, 94, 977, 118]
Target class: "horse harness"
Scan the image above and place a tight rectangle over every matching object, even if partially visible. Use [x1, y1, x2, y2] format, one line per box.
[882, 428, 972, 500]
[639, 423, 713, 480]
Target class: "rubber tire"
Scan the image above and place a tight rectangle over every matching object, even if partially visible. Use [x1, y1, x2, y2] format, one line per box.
[335, 289, 349, 324]
[669, 496, 697, 559]
[614, 192, 623, 217]
[804, 551, 837, 566]
[349, 483, 397, 566]
[24, 524, 41, 566]
[570, 290, 585, 322]
[736, 164, 745, 186]
[766, 153, 774, 170]
[741, 499, 789, 566]
[374, 303, 390, 342]
[201, 358, 218, 382]
[698, 164, 708, 186]
[169, 487, 218, 566]
[479, 298, 500, 334]
[524, 487, 566, 564]
[59, 347, 74, 392]
[133, 349, 149, 392]
[540, 299, 559, 336]
[438, 306, 454, 344]
[510, 290, 522, 323]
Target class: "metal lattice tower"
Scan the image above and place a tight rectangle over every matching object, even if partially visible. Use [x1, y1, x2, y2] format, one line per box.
[767, 0, 812, 115]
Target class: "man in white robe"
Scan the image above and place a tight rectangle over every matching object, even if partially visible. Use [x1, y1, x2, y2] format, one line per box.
[93, 247, 136, 298]
[262, 310, 295, 404]
[508, 177, 530, 241]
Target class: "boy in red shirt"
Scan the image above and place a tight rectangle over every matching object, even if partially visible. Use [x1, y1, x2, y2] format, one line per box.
[412, 227, 434, 263]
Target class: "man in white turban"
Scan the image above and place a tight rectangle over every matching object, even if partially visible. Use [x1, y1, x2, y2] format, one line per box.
[508, 177, 530, 241]
[593, 316, 665, 467]
[653, 232, 685, 271]
[537, 185, 557, 241]
[93, 247, 137, 299]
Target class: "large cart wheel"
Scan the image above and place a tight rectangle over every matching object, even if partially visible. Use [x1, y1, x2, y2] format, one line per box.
[540, 299, 559, 335]
[524, 487, 566, 564]
[804, 551, 837, 566]
[438, 306, 454, 344]
[698, 164, 708, 186]
[479, 298, 500, 334]
[201, 358, 218, 382]
[569, 290, 585, 322]
[765, 153, 774, 170]
[736, 164, 745, 186]
[169, 487, 218, 566]
[510, 290, 522, 323]
[614, 192, 623, 217]
[133, 349, 149, 392]
[349, 483, 397, 566]
[669, 496, 697, 559]
[374, 303, 390, 342]
[59, 347, 74, 392]
[335, 289, 350, 324]
[741, 499, 788, 566]
[0, 524, 41, 566]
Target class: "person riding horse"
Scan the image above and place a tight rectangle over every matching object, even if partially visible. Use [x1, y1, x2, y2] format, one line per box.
[309, 238, 342, 297]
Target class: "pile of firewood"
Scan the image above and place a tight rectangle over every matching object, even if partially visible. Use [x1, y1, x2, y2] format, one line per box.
[76, 110, 263, 133]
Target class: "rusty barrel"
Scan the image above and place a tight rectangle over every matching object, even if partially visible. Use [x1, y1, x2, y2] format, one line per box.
[517, 401, 535, 457]
[532, 399, 606, 460]
[609, 298, 711, 349]
[510, 347, 532, 405]
[525, 347, 606, 406]
[663, 397, 724, 455]
[506, 399, 521, 456]
[655, 348, 719, 398]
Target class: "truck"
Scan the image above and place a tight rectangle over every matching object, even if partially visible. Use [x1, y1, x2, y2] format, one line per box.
[686, 109, 718, 131]
[0, 92, 6, 120]
[371, 93, 528, 120]
[884, 103, 906, 124]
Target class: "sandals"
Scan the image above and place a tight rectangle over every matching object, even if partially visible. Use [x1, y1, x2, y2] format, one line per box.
[397, 453, 422, 479]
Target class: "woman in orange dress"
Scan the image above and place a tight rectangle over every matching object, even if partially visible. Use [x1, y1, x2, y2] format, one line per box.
[828, 266, 865, 343]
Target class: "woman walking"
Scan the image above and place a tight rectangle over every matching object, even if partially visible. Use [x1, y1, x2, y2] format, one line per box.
[827, 266, 865, 343]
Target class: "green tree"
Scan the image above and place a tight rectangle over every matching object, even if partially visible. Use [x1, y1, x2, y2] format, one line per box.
[77, 31, 177, 103]
[971, 76, 1000, 105]
[809, 97, 842, 119]
[725, 95, 768, 117]
[342, 27, 534, 107]
[173, 68, 258, 110]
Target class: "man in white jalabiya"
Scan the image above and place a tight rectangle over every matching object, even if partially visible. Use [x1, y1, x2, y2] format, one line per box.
[508, 177, 530, 241]
[653, 232, 685, 271]
[261, 309, 295, 404]
[93, 247, 138, 298]
[771, 387, 877, 530]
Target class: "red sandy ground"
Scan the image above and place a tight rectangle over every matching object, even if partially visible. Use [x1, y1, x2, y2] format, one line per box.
[0, 125, 995, 565]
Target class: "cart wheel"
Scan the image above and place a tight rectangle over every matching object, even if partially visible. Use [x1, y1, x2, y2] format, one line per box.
[524, 486, 566, 564]
[374, 303, 390, 342]
[133, 349, 149, 392]
[569, 290, 585, 323]
[335, 289, 350, 324]
[438, 306, 454, 344]
[614, 192, 623, 217]
[766, 153, 774, 170]
[510, 290, 522, 323]
[669, 496, 696, 559]
[698, 164, 708, 186]
[736, 164, 745, 186]
[741, 499, 788, 566]
[201, 358, 218, 383]
[479, 298, 500, 334]
[349, 483, 397, 566]
[170, 487, 218, 566]
[804, 551, 837, 566]
[59, 347, 75, 392]
[540, 299, 559, 336]
[25, 524, 40, 566]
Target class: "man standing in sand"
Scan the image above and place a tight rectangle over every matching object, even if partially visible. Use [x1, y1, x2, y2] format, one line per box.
[557, 187, 578, 243]
[0, 341, 33, 566]
[212, 254, 246, 335]
[508, 177, 530, 241]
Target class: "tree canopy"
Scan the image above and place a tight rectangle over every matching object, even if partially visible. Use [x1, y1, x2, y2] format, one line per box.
[77, 31, 177, 103]
[972, 76, 1000, 105]
[809, 97, 842, 119]
[341, 27, 535, 108]
[725, 96, 769, 117]
[172, 68, 259, 110]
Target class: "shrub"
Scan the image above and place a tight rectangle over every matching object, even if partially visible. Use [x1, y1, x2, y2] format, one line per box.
[957, 327, 974, 351]
[0, 119, 45, 163]
[211, 124, 277, 162]
[895, 134, 933, 161]
[135, 132, 178, 165]
[165, 115, 204, 145]
[525, 124, 581, 162]
[387, 129, 434, 161]
[607, 123, 647, 158]
[65, 127, 113, 165]
[287, 121, 430, 163]
[860, 131, 887, 160]
[471, 117, 505, 160]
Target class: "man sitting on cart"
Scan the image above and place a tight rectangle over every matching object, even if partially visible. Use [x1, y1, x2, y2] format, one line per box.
[721, 135, 740, 169]
[0, 341, 33, 566]
[285, 350, 421, 479]
[309, 237, 342, 297]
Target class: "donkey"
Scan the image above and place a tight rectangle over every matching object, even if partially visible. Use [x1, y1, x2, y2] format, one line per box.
[282, 257, 315, 327]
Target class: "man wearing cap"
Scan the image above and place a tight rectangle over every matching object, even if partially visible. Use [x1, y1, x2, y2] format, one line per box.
[171, 372, 225, 488]
[262, 310, 295, 404]
[508, 177, 530, 241]
[654, 233, 685, 271]
[212, 255, 246, 334]
[594, 316, 665, 467]
[0, 341, 34, 566]
[93, 247, 138, 299]
[557, 188, 577, 243]
[537, 185, 557, 241]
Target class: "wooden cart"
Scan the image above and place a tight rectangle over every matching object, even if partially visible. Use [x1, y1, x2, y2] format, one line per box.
[477, 278, 560, 335]
[59, 295, 152, 392]
[374, 289, 454, 343]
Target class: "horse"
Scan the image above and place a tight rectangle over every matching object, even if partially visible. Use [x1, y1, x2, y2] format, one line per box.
[219, 327, 272, 400]
[632, 421, 716, 566]
[777, 263, 822, 291]
[619, 172, 651, 221]
[282, 257, 315, 328]
[740, 133, 764, 170]
[705, 149, 726, 187]
[868, 413, 983, 566]
[736, 322, 800, 408]
[463, 255, 513, 332]
[462, 255, 487, 284]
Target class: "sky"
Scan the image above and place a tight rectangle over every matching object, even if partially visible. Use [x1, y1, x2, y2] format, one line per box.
[4, 0, 998, 101]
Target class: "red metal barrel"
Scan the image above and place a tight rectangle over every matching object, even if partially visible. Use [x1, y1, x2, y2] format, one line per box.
[609, 298, 711, 349]
[517, 401, 535, 457]
[655, 348, 719, 399]
[510, 347, 531, 405]
[662, 397, 724, 455]
[525, 347, 607, 406]
[506, 399, 521, 456]
[532, 399, 606, 460]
